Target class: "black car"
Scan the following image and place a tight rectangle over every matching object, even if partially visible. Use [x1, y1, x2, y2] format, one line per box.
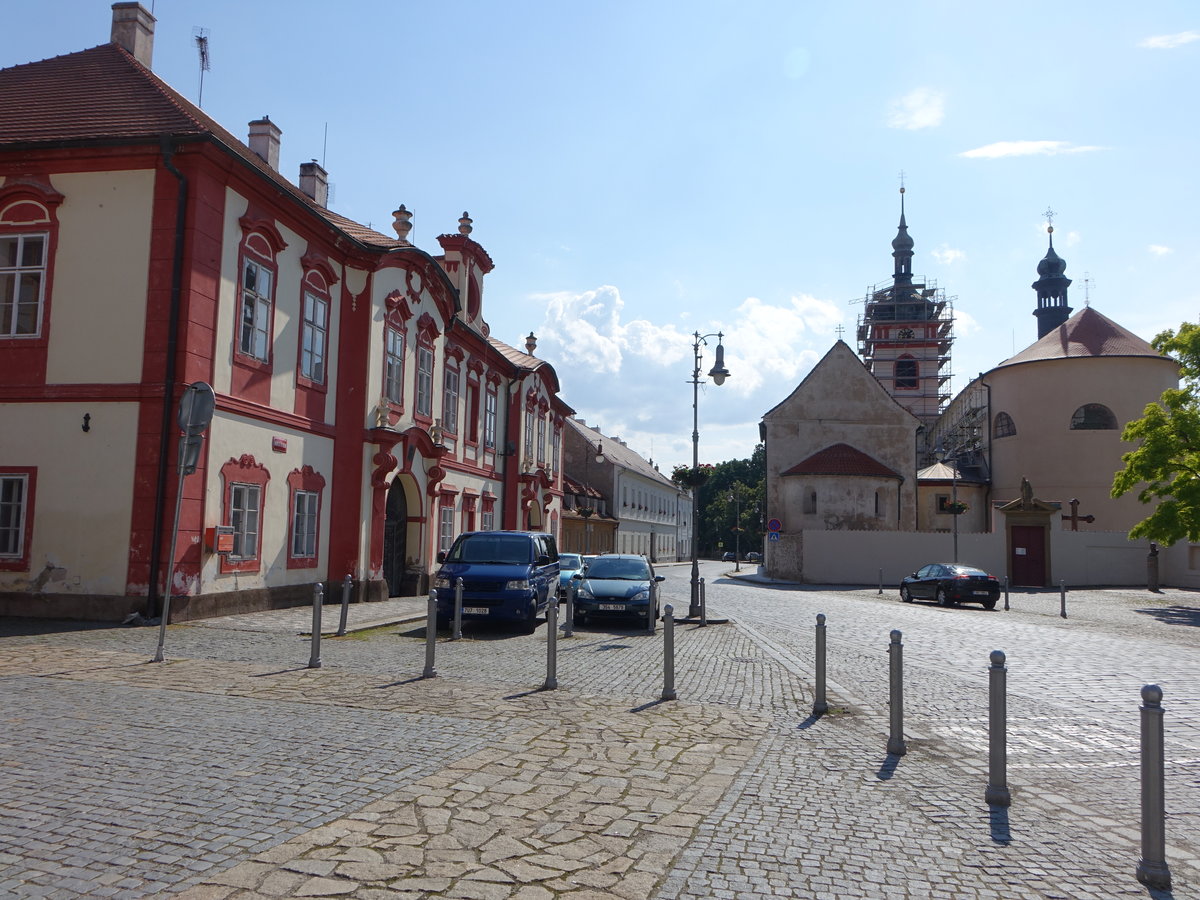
[900, 563, 1000, 609]
[570, 553, 664, 625]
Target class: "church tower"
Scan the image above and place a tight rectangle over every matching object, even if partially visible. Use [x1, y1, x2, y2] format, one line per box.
[1032, 216, 1073, 338]
[855, 188, 953, 426]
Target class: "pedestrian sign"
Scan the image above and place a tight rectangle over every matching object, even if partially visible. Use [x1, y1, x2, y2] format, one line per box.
[768, 532, 780, 542]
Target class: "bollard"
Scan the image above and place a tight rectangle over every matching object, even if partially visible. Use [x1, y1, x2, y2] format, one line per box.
[1136, 684, 1171, 890]
[421, 591, 438, 679]
[878, 568, 883, 595]
[646, 580, 657, 635]
[662, 603, 677, 700]
[563, 582, 575, 638]
[543, 597, 559, 690]
[1060, 580, 1067, 619]
[985, 650, 1011, 807]
[452, 577, 464, 640]
[336, 574, 353, 636]
[887, 629, 906, 755]
[1003, 575, 1010, 611]
[813, 613, 828, 715]
[700, 577, 708, 627]
[308, 583, 323, 669]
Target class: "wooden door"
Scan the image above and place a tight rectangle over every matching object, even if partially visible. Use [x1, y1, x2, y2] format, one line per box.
[1010, 524, 1046, 587]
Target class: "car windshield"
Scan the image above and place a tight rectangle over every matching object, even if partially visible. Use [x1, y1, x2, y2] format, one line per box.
[950, 566, 988, 576]
[559, 554, 583, 570]
[447, 535, 533, 565]
[585, 558, 650, 580]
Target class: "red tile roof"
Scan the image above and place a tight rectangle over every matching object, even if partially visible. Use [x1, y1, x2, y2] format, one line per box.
[997, 307, 1165, 368]
[782, 443, 902, 479]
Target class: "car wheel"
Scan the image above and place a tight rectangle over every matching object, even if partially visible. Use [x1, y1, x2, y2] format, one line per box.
[983, 598, 998, 610]
[937, 587, 953, 607]
[900, 585, 912, 603]
[521, 599, 538, 633]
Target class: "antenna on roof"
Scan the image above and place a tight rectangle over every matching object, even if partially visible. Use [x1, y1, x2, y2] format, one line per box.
[192, 27, 210, 108]
[1082, 271, 1093, 307]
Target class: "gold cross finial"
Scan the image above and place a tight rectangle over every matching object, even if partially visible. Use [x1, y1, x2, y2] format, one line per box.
[1043, 206, 1056, 233]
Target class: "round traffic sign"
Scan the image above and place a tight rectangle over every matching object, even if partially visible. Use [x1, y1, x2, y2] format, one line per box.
[767, 518, 782, 533]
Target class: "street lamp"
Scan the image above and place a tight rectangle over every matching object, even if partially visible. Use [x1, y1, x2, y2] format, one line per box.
[935, 441, 959, 563]
[728, 486, 742, 573]
[689, 331, 730, 618]
[578, 439, 604, 553]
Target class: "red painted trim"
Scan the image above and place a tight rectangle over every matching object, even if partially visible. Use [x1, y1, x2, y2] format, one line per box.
[216, 394, 337, 437]
[286, 465, 326, 569]
[230, 226, 278, 406]
[0, 176, 62, 386]
[0, 383, 150, 401]
[218, 454, 271, 574]
[0, 467, 36, 572]
[294, 263, 331, 421]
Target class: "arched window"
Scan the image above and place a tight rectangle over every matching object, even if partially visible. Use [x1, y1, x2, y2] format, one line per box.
[803, 489, 817, 514]
[1071, 404, 1118, 430]
[994, 411, 1016, 438]
[895, 356, 918, 390]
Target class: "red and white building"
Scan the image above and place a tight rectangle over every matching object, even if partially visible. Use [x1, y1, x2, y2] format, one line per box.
[0, 3, 571, 621]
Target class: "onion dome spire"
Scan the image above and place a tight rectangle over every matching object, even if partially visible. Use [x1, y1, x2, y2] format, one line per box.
[892, 186, 914, 286]
[1032, 208, 1073, 339]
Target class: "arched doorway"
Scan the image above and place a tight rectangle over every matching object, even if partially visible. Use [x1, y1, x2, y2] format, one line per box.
[383, 478, 407, 597]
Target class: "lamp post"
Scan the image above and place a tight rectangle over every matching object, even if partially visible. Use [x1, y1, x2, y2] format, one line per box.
[935, 442, 959, 563]
[689, 331, 730, 618]
[578, 438, 604, 554]
[728, 486, 742, 572]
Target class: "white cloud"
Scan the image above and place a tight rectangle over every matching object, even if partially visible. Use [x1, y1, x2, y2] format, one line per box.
[1149, 244, 1174, 256]
[932, 244, 965, 265]
[1064, 230, 1081, 247]
[1139, 31, 1199, 49]
[887, 88, 945, 130]
[960, 140, 1103, 159]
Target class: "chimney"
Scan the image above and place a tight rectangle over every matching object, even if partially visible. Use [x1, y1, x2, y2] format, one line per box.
[247, 117, 282, 171]
[299, 160, 328, 208]
[111, 2, 155, 68]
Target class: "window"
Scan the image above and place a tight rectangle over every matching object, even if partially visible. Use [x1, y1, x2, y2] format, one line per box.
[0, 234, 46, 337]
[465, 380, 480, 444]
[385, 327, 405, 405]
[481, 498, 495, 531]
[484, 387, 497, 449]
[292, 491, 318, 558]
[443, 366, 460, 435]
[536, 414, 546, 464]
[804, 489, 817, 514]
[230, 483, 261, 560]
[299, 292, 328, 384]
[994, 411, 1016, 438]
[936, 494, 952, 514]
[895, 356, 918, 390]
[239, 258, 273, 362]
[0, 471, 33, 570]
[439, 502, 456, 553]
[416, 345, 434, 418]
[552, 428, 561, 472]
[524, 407, 534, 458]
[875, 491, 881, 517]
[1071, 404, 1118, 431]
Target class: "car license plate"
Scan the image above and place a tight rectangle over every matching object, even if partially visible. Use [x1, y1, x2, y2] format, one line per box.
[972, 591, 989, 596]
[598, 604, 625, 611]
[463, 607, 488, 615]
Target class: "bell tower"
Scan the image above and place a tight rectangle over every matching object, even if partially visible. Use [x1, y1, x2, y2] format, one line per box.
[1032, 208, 1073, 339]
[856, 188, 954, 426]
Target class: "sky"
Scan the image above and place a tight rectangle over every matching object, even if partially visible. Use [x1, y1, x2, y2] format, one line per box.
[5, 2, 1198, 474]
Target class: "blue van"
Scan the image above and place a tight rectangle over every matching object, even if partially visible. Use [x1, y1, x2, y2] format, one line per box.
[433, 531, 560, 630]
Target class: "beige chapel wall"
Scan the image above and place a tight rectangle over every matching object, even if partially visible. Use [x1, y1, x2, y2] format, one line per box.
[988, 356, 1178, 533]
[199, 412, 334, 594]
[0, 402, 138, 594]
[46, 170, 155, 384]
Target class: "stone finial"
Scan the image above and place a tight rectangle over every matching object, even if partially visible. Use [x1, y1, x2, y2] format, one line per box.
[392, 205, 413, 244]
[525, 332, 537, 355]
[458, 211, 473, 235]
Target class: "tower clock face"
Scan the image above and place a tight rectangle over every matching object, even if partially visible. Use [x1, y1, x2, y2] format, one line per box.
[898, 328, 915, 339]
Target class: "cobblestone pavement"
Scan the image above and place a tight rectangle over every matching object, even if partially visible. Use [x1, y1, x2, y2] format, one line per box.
[0, 563, 1196, 898]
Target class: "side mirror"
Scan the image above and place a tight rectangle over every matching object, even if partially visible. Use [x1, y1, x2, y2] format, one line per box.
[437, 551, 447, 564]
[571, 572, 584, 581]
[536, 555, 551, 567]
[654, 575, 665, 582]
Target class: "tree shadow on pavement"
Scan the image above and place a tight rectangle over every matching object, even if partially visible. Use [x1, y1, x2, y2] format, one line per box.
[1135, 605, 1200, 628]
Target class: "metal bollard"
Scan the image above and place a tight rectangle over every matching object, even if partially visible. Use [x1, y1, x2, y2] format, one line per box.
[1060, 580, 1067, 619]
[985, 650, 1011, 807]
[452, 577, 464, 640]
[646, 581, 657, 635]
[563, 582, 575, 638]
[308, 583, 323, 669]
[1136, 684, 1171, 890]
[543, 598, 559, 690]
[878, 568, 883, 595]
[422, 591, 437, 679]
[813, 613, 828, 715]
[700, 577, 708, 627]
[662, 604, 677, 701]
[1003, 576, 1010, 611]
[336, 573, 353, 636]
[887, 629, 906, 755]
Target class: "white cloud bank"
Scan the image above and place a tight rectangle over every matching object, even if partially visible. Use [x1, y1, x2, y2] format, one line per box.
[960, 141, 1103, 159]
[932, 244, 965, 265]
[887, 88, 945, 130]
[1149, 245, 1174, 256]
[1139, 31, 1199, 49]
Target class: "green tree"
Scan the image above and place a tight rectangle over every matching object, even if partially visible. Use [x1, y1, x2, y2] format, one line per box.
[1112, 323, 1200, 545]
[696, 444, 765, 556]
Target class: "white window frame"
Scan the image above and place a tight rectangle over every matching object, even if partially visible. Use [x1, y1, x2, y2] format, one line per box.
[230, 483, 262, 560]
[292, 490, 319, 558]
[439, 503, 456, 553]
[484, 389, 497, 449]
[300, 291, 328, 384]
[0, 233, 47, 337]
[0, 473, 28, 557]
[385, 327, 405, 404]
[416, 345, 434, 418]
[443, 366, 460, 435]
[239, 258, 272, 361]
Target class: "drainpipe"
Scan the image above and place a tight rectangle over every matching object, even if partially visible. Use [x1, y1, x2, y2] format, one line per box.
[146, 136, 188, 617]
